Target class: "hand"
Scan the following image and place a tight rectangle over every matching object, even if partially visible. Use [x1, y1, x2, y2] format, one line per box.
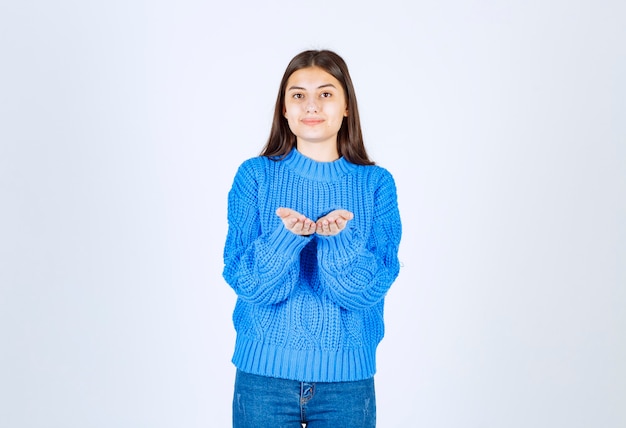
[315, 209, 354, 236]
[276, 208, 316, 236]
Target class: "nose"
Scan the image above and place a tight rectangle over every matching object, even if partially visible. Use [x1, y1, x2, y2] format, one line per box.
[305, 100, 318, 113]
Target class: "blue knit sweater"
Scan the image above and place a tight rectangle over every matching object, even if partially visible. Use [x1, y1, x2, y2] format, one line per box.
[223, 148, 402, 382]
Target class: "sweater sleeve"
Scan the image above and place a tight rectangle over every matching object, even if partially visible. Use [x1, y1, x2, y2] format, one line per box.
[222, 160, 310, 305]
[316, 169, 402, 310]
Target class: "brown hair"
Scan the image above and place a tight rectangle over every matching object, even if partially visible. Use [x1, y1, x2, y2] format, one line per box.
[260, 50, 374, 165]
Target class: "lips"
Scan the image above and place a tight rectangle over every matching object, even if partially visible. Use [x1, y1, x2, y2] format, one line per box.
[301, 118, 324, 126]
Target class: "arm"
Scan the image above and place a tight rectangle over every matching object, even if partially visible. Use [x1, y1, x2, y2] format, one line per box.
[222, 161, 310, 305]
[316, 170, 402, 310]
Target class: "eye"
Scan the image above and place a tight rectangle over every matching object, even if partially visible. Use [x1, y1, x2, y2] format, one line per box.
[320, 92, 332, 98]
[292, 93, 304, 99]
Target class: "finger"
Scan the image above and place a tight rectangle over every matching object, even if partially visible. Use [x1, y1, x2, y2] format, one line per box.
[276, 207, 291, 218]
[336, 210, 354, 220]
[299, 218, 311, 233]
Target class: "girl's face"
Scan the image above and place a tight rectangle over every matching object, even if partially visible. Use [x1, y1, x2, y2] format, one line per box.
[283, 66, 348, 149]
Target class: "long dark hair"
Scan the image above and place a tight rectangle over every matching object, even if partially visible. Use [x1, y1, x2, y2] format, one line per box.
[260, 50, 374, 165]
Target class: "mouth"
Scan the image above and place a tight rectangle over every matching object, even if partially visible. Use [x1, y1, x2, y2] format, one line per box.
[301, 118, 324, 126]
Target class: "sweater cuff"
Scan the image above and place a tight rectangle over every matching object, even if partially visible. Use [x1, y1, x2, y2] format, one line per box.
[267, 224, 311, 257]
[316, 226, 356, 261]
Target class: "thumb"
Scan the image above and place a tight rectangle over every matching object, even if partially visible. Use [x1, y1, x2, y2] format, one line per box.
[276, 207, 292, 218]
[336, 209, 354, 220]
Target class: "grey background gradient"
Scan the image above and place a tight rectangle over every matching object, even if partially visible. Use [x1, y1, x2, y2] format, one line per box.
[1, 1, 624, 427]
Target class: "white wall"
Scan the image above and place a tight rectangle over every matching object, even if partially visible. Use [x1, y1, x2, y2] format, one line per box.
[1, 1, 624, 427]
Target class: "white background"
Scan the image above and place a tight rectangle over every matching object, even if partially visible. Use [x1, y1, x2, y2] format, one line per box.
[1, 1, 624, 427]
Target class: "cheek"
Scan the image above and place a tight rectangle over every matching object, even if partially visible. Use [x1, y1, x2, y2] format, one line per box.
[285, 115, 299, 133]
[329, 109, 346, 127]
[284, 104, 298, 118]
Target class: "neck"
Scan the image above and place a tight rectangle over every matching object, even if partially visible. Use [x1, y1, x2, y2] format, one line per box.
[296, 140, 339, 162]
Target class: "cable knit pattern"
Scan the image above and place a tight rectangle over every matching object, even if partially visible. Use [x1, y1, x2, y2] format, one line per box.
[223, 148, 402, 382]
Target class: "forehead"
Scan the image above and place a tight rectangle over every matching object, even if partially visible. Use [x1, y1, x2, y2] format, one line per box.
[286, 66, 342, 89]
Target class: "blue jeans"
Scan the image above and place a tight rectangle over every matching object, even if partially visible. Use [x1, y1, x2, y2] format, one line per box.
[233, 370, 376, 427]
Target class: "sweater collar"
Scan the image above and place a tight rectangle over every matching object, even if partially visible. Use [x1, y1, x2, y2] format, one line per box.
[282, 148, 357, 181]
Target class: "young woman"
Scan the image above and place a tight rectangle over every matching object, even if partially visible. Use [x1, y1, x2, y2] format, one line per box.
[223, 49, 402, 427]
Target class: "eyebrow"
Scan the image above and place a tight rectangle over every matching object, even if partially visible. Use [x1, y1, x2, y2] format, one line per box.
[287, 83, 337, 91]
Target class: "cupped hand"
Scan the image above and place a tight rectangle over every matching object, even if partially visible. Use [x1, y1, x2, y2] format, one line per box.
[276, 207, 316, 236]
[315, 209, 354, 236]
